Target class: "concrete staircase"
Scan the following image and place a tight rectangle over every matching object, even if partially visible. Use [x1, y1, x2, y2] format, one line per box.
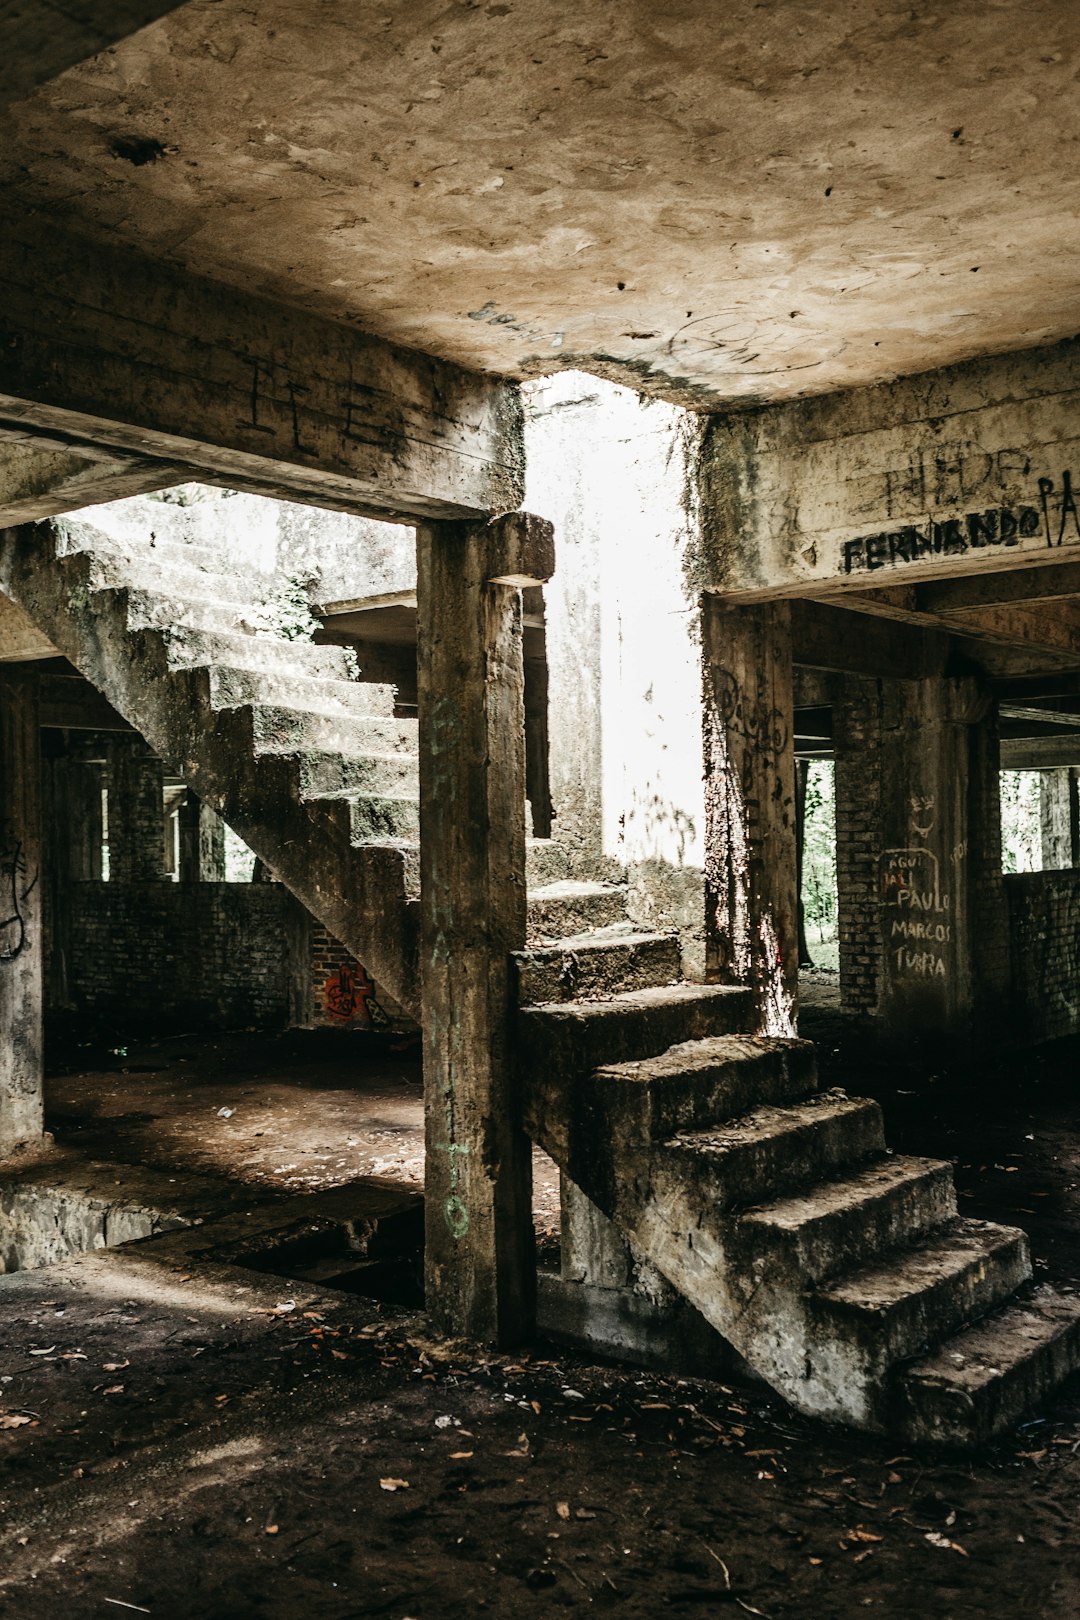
[6, 515, 1078, 1444]
[517, 998, 1080, 1444]
[0, 517, 652, 1021]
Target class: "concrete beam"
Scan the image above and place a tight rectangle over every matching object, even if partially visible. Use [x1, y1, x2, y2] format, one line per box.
[918, 560, 1080, 612]
[701, 339, 1080, 600]
[836, 591, 1080, 665]
[0, 441, 180, 526]
[0, 220, 524, 523]
[1001, 736, 1080, 768]
[0, 2, 184, 107]
[791, 601, 949, 679]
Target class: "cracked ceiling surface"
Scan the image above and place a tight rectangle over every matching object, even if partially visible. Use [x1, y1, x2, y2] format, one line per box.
[3, 0, 1080, 408]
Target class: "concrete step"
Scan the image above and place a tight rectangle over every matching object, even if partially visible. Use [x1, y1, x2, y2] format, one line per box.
[334, 792, 422, 844]
[518, 982, 755, 1089]
[525, 838, 572, 887]
[739, 1156, 958, 1286]
[148, 624, 361, 681]
[660, 1092, 885, 1211]
[82, 550, 256, 606]
[894, 1288, 1080, 1446]
[209, 701, 409, 757]
[814, 1218, 1032, 1383]
[197, 664, 397, 720]
[239, 705, 416, 759]
[294, 749, 419, 800]
[584, 1035, 820, 1139]
[526, 879, 628, 939]
[121, 585, 252, 637]
[58, 530, 244, 575]
[512, 925, 681, 1004]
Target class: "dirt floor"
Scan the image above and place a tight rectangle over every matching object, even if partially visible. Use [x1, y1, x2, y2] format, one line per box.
[0, 1019, 1078, 1618]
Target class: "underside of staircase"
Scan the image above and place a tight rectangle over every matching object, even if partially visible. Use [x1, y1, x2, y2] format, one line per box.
[0, 518, 644, 1020]
[4, 515, 1080, 1446]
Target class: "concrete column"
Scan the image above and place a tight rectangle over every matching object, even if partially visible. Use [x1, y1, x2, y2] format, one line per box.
[106, 737, 164, 882]
[835, 674, 1006, 1044]
[702, 598, 798, 1034]
[0, 666, 44, 1153]
[178, 790, 226, 882]
[416, 511, 554, 1345]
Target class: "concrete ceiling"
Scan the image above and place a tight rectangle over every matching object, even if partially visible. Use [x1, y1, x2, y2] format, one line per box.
[4, 0, 1080, 410]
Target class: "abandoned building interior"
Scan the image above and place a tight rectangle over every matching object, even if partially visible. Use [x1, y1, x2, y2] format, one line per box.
[3, 1, 1080, 1614]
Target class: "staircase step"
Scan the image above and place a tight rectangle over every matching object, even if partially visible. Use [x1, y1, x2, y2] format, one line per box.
[83, 551, 256, 606]
[518, 982, 755, 1087]
[739, 1156, 957, 1285]
[199, 664, 397, 720]
[294, 750, 418, 799]
[512, 926, 681, 1004]
[660, 1092, 885, 1210]
[894, 1289, 1080, 1446]
[525, 839, 572, 887]
[815, 1218, 1032, 1383]
[244, 704, 416, 758]
[576, 1036, 820, 1150]
[58, 529, 243, 576]
[122, 585, 252, 636]
[339, 793, 422, 843]
[151, 625, 361, 682]
[526, 880, 628, 939]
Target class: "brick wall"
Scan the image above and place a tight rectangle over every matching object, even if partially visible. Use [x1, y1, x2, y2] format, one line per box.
[55, 881, 293, 1032]
[833, 679, 884, 1014]
[308, 921, 411, 1032]
[1006, 871, 1080, 1043]
[47, 880, 415, 1037]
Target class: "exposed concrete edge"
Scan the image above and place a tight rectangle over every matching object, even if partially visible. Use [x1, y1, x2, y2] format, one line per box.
[536, 1269, 749, 1382]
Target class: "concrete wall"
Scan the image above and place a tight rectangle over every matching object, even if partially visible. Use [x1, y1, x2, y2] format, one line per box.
[56, 881, 295, 1033]
[1006, 871, 1080, 1043]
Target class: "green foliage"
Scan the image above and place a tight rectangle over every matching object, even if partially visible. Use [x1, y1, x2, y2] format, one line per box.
[803, 761, 838, 941]
[256, 571, 320, 642]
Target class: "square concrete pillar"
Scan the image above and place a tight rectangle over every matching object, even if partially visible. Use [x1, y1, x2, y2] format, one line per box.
[702, 598, 798, 1034]
[0, 666, 44, 1153]
[834, 673, 1008, 1045]
[178, 790, 226, 882]
[1040, 769, 1080, 870]
[416, 512, 554, 1346]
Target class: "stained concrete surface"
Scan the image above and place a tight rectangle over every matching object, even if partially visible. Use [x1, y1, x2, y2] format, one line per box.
[4, 2, 1080, 408]
[42, 1029, 561, 1239]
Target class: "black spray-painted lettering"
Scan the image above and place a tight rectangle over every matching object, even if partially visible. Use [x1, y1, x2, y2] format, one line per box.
[1038, 470, 1080, 547]
[0, 821, 35, 963]
[842, 503, 1042, 575]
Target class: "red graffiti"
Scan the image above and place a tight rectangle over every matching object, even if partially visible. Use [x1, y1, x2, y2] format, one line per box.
[324, 961, 375, 1023]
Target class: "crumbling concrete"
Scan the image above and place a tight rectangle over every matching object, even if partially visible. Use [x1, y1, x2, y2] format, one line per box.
[0, 665, 44, 1155]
